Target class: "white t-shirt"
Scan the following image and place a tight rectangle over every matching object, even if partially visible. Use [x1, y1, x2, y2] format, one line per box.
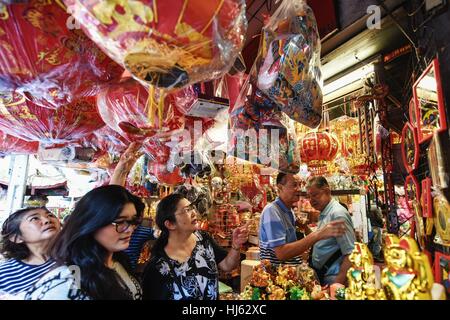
[24, 262, 142, 300]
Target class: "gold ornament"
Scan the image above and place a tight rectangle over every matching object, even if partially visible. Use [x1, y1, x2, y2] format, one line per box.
[381, 235, 434, 300]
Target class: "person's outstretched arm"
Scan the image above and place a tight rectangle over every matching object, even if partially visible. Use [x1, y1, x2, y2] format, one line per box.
[109, 142, 143, 186]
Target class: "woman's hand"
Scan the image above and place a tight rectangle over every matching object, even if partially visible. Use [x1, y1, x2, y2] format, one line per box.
[110, 142, 143, 186]
[231, 223, 249, 250]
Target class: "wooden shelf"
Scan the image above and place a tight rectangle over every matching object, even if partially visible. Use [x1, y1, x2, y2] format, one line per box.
[299, 190, 361, 196]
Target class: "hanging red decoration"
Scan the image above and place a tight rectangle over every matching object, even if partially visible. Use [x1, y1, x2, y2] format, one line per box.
[299, 131, 338, 174]
[63, 0, 246, 89]
[0, 0, 123, 109]
[147, 162, 185, 186]
[0, 129, 39, 156]
[0, 92, 104, 145]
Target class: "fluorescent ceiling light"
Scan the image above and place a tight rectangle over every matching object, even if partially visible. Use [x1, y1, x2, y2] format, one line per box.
[323, 64, 375, 96]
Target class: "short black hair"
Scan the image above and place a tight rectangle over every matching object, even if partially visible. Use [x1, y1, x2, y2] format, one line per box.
[306, 176, 329, 189]
[276, 172, 288, 185]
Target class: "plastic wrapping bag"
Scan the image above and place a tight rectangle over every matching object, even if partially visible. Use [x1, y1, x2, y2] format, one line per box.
[228, 79, 301, 174]
[0, 0, 123, 109]
[252, 0, 322, 127]
[147, 161, 185, 186]
[64, 0, 247, 89]
[0, 129, 39, 156]
[0, 92, 104, 145]
[97, 77, 216, 164]
[171, 81, 229, 118]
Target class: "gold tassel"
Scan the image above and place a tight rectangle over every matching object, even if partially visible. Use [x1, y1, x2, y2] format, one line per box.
[158, 89, 165, 130]
[147, 85, 155, 126]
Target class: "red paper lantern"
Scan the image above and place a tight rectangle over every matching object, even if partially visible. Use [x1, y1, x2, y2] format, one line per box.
[0, 0, 123, 109]
[299, 132, 338, 172]
[0, 92, 104, 145]
[64, 0, 246, 89]
[0, 130, 39, 156]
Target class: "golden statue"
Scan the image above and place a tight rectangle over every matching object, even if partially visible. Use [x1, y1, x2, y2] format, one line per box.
[381, 235, 434, 300]
[346, 242, 385, 300]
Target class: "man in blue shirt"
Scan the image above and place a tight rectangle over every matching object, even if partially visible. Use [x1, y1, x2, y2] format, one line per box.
[307, 176, 356, 285]
[259, 173, 346, 266]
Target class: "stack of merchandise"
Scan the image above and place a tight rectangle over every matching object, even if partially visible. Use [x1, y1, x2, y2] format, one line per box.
[240, 260, 328, 300]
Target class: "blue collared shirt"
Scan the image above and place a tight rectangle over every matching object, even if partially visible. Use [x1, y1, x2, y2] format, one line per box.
[259, 198, 301, 265]
[312, 199, 356, 277]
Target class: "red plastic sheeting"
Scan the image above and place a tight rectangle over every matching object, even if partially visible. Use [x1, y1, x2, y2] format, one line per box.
[0, 0, 123, 109]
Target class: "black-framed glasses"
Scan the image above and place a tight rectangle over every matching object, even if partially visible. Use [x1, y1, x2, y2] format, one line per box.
[111, 217, 142, 233]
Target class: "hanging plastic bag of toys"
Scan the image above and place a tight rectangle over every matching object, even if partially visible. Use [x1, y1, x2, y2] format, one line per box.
[0, 0, 123, 109]
[228, 71, 301, 174]
[253, 0, 323, 128]
[63, 0, 247, 90]
[0, 92, 105, 146]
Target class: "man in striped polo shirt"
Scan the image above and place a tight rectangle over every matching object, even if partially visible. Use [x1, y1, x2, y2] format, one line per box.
[259, 172, 346, 266]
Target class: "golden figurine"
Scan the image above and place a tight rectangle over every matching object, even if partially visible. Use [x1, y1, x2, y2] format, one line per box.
[346, 242, 384, 300]
[381, 235, 434, 300]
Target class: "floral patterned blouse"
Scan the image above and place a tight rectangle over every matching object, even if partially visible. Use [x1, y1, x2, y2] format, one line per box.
[142, 231, 227, 300]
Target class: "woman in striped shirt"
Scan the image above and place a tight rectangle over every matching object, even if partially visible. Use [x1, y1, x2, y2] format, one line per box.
[0, 207, 61, 297]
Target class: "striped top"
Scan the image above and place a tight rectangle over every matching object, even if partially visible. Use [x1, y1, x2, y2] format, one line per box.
[259, 198, 302, 266]
[0, 258, 56, 295]
[124, 225, 155, 270]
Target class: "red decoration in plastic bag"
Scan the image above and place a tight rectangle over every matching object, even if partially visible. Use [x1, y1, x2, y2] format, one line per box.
[0, 129, 39, 156]
[64, 0, 246, 89]
[147, 162, 185, 186]
[98, 78, 215, 162]
[0, 92, 104, 145]
[0, 1, 123, 109]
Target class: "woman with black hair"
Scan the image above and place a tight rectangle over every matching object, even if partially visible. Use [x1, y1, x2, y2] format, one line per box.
[142, 194, 248, 300]
[25, 185, 145, 300]
[0, 207, 61, 297]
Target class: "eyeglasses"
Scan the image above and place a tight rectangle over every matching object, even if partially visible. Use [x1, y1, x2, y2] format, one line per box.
[176, 203, 198, 216]
[111, 217, 142, 233]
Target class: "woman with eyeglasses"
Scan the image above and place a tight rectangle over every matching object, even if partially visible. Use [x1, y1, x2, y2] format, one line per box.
[0, 207, 61, 298]
[24, 185, 145, 300]
[142, 193, 249, 300]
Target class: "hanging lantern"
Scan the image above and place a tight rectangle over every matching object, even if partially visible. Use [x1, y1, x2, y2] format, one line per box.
[63, 0, 247, 89]
[299, 131, 338, 174]
[0, 0, 123, 109]
[0, 92, 104, 145]
[0, 129, 39, 156]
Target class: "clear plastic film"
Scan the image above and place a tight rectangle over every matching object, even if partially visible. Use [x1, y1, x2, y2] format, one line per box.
[253, 0, 323, 128]
[0, 129, 39, 156]
[64, 0, 247, 90]
[0, 0, 123, 109]
[96, 77, 214, 165]
[0, 92, 105, 145]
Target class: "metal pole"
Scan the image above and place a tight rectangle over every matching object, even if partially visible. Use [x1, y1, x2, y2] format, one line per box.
[5, 154, 29, 215]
